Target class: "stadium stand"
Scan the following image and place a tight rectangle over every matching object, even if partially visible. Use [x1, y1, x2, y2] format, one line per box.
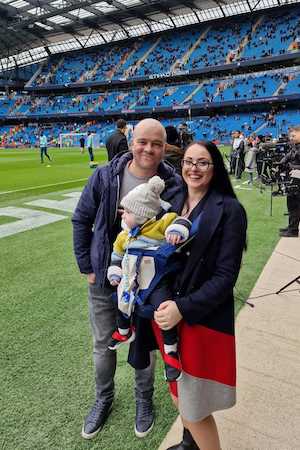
[27, 7, 300, 86]
[0, 2, 299, 149]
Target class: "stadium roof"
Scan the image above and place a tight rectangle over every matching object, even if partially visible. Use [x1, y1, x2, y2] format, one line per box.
[0, 0, 299, 71]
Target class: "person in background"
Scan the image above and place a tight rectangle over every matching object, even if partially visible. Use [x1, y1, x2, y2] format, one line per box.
[278, 125, 300, 237]
[87, 131, 94, 162]
[244, 136, 258, 185]
[231, 130, 245, 178]
[106, 119, 129, 161]
[79, 135, 85, 154]
[154, 141, 247, 450]
[255, 135, 265, 178]
[72, 118, 182, 441]
[164, 125, 184, 174]
[229, 131, 238, 175]
[39, 131, 51, 164]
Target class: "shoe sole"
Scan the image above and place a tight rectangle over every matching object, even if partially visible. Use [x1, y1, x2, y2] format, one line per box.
[134, 419, 154, 438]
[164, 369, 183, 382]
[108, 331, 136, 351]
[81, 404, 113, 440]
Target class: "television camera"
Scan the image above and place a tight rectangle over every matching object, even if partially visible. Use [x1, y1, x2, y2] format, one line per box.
[258, 138, 299, 195]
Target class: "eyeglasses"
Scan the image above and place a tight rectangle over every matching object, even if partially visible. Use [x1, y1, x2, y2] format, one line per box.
[181, 159, 214, 171]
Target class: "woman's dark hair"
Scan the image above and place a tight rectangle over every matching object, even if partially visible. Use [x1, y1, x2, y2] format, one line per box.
[185, 140, 237, 199]
[165, 125, 180, 146]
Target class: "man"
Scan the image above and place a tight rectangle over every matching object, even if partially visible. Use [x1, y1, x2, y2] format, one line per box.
[178, 122, 194, 150]
[106, 118, 129, 161]
[229, 131, 238, 175]
[72, 118, 182, 441]
[164, 125, 184, 174]
[39, 131, 51, 164]
[79, 135, 85, 154]
[87, 131, 94, 161]
[278, 126, 300, 237]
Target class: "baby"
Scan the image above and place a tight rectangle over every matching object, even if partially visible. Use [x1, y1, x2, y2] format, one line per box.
[107, 176, 191, 382]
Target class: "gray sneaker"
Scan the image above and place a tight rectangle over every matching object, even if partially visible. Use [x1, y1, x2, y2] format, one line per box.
[81, 399, 113, 439]
[134, 398, 154, 438]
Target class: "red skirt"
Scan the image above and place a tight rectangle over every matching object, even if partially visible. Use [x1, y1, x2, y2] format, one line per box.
[152, 321, 236, 422]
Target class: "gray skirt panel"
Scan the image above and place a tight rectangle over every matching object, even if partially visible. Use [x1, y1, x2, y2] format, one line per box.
[177, 370, 236, 422]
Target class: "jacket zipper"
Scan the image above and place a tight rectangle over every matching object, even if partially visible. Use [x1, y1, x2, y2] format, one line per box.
[114, 174, 120, 224]
[101, 174, 120, 289]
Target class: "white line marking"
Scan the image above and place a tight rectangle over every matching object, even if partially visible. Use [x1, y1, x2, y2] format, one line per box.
[26, 193, 81, 213]
[0, 178, 88, 195]
[0, 207, 66, 239]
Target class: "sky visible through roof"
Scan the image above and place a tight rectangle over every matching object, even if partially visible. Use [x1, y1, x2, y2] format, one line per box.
[0, 0, 299, 71]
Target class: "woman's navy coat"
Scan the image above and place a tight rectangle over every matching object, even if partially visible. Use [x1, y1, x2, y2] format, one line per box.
[130, 188, 247, 403]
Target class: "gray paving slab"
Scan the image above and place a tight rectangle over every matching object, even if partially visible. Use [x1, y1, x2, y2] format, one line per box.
[158, 237, 300, 450]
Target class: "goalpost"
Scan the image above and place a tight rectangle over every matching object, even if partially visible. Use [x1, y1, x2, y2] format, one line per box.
[59, 132, 100, 148]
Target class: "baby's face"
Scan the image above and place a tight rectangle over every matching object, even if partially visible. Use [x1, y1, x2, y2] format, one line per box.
[122, 209, 138, 229]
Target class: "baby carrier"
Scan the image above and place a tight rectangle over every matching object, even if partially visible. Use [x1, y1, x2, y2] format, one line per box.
[116, 212, 203, 320]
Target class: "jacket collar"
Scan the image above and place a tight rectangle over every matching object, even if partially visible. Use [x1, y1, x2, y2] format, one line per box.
[178, 189, 224, 287]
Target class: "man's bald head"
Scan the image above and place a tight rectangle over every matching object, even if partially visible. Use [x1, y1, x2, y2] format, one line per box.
[133, 118, 167, 143]
[130, 118, 167, 177]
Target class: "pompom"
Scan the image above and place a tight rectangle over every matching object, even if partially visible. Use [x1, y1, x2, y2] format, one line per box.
[148, 176, 165, 195]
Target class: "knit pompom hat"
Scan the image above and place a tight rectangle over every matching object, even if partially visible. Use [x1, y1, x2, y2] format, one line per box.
[121, 176, 165, 222]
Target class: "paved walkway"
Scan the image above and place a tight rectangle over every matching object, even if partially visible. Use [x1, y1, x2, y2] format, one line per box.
[159, 237, 300, 450]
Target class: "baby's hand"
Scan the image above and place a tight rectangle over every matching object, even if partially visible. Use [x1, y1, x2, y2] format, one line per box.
[110, 279, 120, 286]
[166, 232, 182, 245]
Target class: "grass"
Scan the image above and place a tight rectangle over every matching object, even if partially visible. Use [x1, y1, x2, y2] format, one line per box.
[0, 147, 106, 203]
[0, 147, 286, 450]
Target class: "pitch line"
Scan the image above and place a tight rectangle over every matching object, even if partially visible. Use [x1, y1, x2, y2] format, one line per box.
[0, 178, 88, 195]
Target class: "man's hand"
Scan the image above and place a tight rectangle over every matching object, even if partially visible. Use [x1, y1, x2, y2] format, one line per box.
[154, 300, 182, 330]
[87, 273, 96, 284]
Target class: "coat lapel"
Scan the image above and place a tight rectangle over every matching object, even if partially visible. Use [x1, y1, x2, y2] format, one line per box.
[179, 190, 224, 287]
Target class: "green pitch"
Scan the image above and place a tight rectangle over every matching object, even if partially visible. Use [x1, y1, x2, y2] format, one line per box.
[0, 147, 106, 202]
[0, 147, 286, 450]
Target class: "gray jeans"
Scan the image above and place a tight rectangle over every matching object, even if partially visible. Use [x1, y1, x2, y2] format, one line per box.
[88, 284, 156, 403]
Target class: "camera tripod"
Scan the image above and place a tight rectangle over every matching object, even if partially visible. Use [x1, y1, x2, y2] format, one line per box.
[276, 275, 300, 294]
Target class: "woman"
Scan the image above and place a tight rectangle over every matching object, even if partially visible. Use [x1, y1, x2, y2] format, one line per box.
[154, 141, 247, 450]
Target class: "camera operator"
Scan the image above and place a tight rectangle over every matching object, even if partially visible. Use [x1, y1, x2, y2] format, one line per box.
[278, 126, 300, 237]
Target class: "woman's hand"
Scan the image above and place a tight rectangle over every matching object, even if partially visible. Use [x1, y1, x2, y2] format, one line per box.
[154, 300, 183, 330]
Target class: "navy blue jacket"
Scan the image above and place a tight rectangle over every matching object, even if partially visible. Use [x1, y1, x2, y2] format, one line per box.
[173, 189, 247, 331]
[72, 152, 182, 287]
